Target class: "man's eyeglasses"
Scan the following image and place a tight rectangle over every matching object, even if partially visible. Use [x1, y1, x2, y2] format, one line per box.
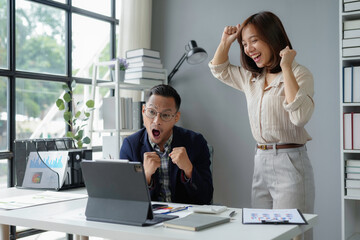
[144, 108, 176, 122]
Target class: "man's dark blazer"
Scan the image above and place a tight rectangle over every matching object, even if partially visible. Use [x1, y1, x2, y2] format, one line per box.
[120, 126, 213, 205]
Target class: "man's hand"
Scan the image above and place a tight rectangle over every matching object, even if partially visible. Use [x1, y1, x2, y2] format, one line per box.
[169, 147, 193, 179]
[143, 152, 160, 184]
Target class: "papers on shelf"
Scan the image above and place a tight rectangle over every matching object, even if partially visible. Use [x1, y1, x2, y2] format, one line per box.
[242, 208, 307, 224]
[0, 191, 87, 210]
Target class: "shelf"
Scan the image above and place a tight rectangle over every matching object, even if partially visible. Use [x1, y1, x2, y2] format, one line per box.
[342, 57, 360, 61]
[344, 150, 360, 153]
[343, 103, 360, 106]
[345, 196, 360, 200]
[97, 81, 158, 90]
[340, 3, 360, 239]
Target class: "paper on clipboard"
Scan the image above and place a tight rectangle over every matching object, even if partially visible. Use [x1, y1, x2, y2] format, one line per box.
[242, 208, 307, 224]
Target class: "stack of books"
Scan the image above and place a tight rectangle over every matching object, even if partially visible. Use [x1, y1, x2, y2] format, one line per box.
[343, 19, 360, 57]
[125, 48, 166, 85]
[344, 0, 360, 12]
[345, 159, 360, 197]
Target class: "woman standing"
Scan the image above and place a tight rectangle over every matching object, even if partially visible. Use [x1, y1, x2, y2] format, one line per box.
[209, 11, 315, 240]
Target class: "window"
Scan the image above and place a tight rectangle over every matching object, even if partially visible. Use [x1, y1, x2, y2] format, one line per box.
[16, 79, 65, 139]
[0, 159, 8, 189]
[72, 14, 111, 79]
[16, 0, 66, 75]
[0, 77, 7, 151]
[72, 0, 111, 17]
[2, 0, 119, 188]
[0, 0, 8, 69]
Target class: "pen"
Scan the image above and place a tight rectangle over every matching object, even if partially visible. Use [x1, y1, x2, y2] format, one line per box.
[229, 211, 237, 217]
[261, 219, 289, 224]
[170, 206, 188, 213]
[162, 206, 188, 214]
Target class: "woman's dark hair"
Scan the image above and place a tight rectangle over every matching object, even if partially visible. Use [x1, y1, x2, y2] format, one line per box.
[146, 84, 181, 111]
[237, 11, 292, 77]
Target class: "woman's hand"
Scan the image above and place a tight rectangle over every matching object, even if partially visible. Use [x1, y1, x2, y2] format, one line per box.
[280, 46, 299, 103]
[280, 46, 296, 70]
[221, 24, 241, 46]
[211, 24, 241, 65]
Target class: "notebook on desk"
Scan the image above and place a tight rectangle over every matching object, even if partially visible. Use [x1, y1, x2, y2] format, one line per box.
[80, 159, 178, 226]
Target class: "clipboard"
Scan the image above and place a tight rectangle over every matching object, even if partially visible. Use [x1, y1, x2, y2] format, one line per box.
[242, 208, 308, 225]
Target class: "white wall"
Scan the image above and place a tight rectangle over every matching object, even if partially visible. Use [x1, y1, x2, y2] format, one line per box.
[151, 0, 340, 239]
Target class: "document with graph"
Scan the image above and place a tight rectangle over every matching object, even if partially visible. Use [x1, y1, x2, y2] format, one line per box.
[22, 151, 69, 189]
[242, 208, 307, 224]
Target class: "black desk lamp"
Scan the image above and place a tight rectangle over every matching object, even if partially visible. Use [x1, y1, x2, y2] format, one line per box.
[167, 40, 208, 84]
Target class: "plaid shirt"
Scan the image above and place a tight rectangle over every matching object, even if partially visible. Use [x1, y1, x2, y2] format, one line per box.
[149, 135, 173, 202]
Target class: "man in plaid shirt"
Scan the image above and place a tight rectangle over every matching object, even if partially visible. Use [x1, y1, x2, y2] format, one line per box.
[120, 84, 213, 204]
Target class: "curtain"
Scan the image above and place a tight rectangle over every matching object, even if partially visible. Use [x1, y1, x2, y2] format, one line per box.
[117, 0, 152, 58]
[117, 0, 153, 101]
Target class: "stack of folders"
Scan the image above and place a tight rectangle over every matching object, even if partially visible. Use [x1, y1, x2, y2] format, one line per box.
[343, 18, 360, 57]
[345, 159, 360, 197]
[163, 213, 230, 231]
[125, 48, 166, 85]
[343, 112, 360, 150]
[343, 66, 360, 103]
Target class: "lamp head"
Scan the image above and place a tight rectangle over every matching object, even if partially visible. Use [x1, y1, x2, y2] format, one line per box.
[167, 40, 208, 83]
[186, 40, 208, 65]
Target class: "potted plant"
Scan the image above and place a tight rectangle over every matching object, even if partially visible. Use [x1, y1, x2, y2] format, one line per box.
[110, 57, 129, 82]
[56, 80, 95, 148]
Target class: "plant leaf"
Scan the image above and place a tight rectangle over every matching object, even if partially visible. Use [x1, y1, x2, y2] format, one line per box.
[66, 131, 74, 138]
[62, 84, 70, 91]
[86, 100, 94, 108]
[84, 112, 90, 118]
[63, 93, 71, 103]
[56, 99, 65, 110]
[77, 130, 84, 139]
[74, 134, 81, 141]
[63, 111, 72, 122]
[75, 111, 81, 118]
[77, 140, 83, 149]
[83, 137, 91, 144]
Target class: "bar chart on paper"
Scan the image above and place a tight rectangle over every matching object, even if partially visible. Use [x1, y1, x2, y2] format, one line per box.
[22, 151, 69, 189]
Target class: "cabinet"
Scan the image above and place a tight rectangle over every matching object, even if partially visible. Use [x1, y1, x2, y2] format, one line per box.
[340, 1, 360, 240]
[88, 58, 166, 158]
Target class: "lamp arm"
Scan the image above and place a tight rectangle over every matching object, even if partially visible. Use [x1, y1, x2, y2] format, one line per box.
[167, 53, 187, 84]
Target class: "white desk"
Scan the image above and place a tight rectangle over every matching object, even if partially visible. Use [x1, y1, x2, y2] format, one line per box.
[0, 188, 317, 240]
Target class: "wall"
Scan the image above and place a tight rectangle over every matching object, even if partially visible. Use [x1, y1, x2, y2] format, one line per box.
[151, 0, 340, 239]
